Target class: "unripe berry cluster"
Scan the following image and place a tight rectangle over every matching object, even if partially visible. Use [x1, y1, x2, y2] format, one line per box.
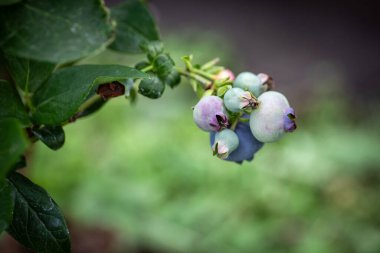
[192, 69, 296, 163]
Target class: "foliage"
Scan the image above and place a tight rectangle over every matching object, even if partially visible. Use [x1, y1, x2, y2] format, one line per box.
[0, 0, 171, 251]
[0, 0, 300, 252]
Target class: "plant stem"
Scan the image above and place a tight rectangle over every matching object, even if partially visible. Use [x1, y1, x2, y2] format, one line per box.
[141, 65, 153, 72]
[230, 112, 244, 130]
[191, 67, 216, 81]
[201, 58, 220, 70]
[176, 68, 211, 88]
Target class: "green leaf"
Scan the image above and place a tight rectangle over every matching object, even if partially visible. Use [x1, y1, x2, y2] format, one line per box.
[10, 156, 26, 172]
[0, 0, 114, 63]
[0, 0, 20, 6]
[138, 74, 165, 99]
[7, 172, 70, 253]
[32, 64, 148, 125]
[3, 53, 55, 92]
[0, 119, 28, 180]
[0, 180, 14, 234]
[74, 97, 107, 120]
[0, 79, 30, 126]
[110, 0, 160, 53]
[31, 126, 65, 151]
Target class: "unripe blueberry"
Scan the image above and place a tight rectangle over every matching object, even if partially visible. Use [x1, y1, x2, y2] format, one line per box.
[234, 72, 268, 97]
[250, 91, 296, 143]
[212, 129, 239, 159]
[223, 87, 258, 112]
[216, 69, 235, 81]
[193, 96, 229, 132]
[210, 121, 263, 163]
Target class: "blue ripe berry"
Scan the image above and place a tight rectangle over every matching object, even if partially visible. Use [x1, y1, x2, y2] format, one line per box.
[211, 129, 239, 159]
[193, 96, 229, 132]
[234, 72, 264, 97]
[250, 91, 296, 143]
[223, 87, 258, 112]
[210, 121, 263, 163]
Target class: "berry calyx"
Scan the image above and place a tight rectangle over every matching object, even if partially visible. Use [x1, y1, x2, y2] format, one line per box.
[223, 87, 258, 113]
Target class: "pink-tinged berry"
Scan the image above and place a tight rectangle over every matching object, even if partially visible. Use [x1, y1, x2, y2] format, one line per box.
[193, 96, 229, 132]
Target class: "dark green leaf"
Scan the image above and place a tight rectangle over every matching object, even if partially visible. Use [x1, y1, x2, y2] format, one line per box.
[32, 64, 148, 125]
[110, 0, 160, 53]
[31, 126, 65, 150]
[0, 180, 14, 233]
[0, 119, 28, 180]
[0, 79, 30, 126]
[153, 54, 174, 79]
[3, 53, 55, 92]
[138, 75, 165, 99]
[74, 97, 107, 120]
[135, 61, 151, 71]
[0, 0, 114, 63]
[10, 156, 26, 172]
[0, 0, 20, 6]
[7, 172, 70, 253]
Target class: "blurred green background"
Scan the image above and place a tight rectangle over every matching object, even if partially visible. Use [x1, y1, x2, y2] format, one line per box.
[18, 31, 380, 253]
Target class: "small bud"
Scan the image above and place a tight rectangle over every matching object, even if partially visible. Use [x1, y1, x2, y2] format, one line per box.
[216, 69, 235, 81]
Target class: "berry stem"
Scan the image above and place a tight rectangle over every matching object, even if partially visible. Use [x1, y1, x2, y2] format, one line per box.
[200, 58, 220, 70]
[191, 67, 216, 81]
[230, 112, 244, 131]
[176, 68, 211, 88]
[140, 65, 154, 72]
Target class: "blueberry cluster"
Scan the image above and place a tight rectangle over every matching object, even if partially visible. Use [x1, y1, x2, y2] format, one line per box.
[193, 71, 297, 163]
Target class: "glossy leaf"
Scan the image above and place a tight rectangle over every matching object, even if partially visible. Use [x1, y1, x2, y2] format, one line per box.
[0, 79, 30, 126]
[73, 97, 107, 120]
[0, 0, 20, 6]
[31, 126, 65, 150]
[0, 180, 14, 233]
[0, 0, 114, 63]
[32, 64, 148, 125]
[110, 0, 160, 53]
[3, 54, 55, 92]
[7, 172, 70, 253]
[10, 156, 26, 172]
[0, 119, 28, 180]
